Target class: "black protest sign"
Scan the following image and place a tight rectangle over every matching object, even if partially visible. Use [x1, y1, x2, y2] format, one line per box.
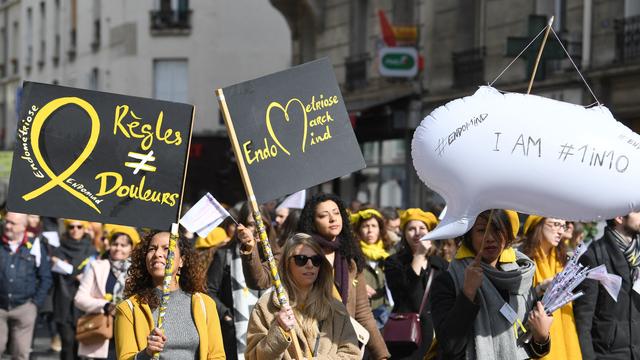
[220, 58, 366, 203]
[8, 82, 193, 229]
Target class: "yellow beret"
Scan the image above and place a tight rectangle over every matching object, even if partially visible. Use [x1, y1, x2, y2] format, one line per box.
[399, 208, 438, 231]
[103, 224, 141, 247]
[523, 215, 544, 236]
[63, 219, 91, 230]
[350, 208, 383, 225]
[504, 210, 520, 239]
[195, 227, 228, 249]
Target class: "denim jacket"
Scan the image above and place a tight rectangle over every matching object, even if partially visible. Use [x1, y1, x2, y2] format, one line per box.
[0, 235, 52, 309]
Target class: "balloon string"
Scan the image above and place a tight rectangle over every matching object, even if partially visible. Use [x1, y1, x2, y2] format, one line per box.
[549, 27, 602, 106]
[488, 26, 547, 87]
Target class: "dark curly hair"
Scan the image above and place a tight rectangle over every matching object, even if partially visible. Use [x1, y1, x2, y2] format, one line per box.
[124, 230, 206, 309]
[297, 193, 365, 272]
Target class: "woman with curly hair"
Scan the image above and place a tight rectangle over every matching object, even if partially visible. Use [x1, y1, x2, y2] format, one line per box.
[114, 231, 225, 360]
[239, 193, 390, 359]
[245, 233, 360, 359]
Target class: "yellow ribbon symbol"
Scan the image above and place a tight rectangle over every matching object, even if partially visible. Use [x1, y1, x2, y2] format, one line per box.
[22, 97, 102, 213]
[265, 98, 308, 155]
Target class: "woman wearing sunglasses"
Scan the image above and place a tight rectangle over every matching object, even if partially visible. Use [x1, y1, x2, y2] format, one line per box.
[239, 193, 390, 359]
[245, 233, 360, 359]
[519, 215, 581, 360]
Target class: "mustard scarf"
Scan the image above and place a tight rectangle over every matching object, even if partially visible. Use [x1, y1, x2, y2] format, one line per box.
[533, 247, 582, 360]
[359, 240, 389, 261]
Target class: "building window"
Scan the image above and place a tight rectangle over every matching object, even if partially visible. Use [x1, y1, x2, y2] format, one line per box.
[616, 1, 640, 62]
[53, 0, 60, 65]
[38, 1, 45, 68]
[68, 0, 77, 61]
[89, 67, 99, 90]
[346, 0, 369, 90]
[26, 7, 33, 73]
[150, 0, 191, 33]
[0, 27, 5, 78]
[354, 139, 406, 207]
[91, 0, 101, 51]
[11, 21, 18, 75]
[153, 59, 188, 103]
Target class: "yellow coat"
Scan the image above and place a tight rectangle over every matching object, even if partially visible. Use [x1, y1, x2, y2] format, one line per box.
[533, 248, 582, 360]
[114, 292, 225, 360]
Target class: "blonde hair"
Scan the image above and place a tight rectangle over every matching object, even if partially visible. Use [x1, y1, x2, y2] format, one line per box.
[279, 233, 338, 339]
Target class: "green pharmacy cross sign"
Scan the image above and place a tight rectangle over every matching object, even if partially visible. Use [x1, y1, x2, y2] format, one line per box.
[378, 47, 418, 78]
[506, 14, 565, 81]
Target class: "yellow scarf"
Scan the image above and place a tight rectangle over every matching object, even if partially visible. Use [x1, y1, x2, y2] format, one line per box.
[359, 240, 390, 261]
[533, 247, 582, 360]
[454, 244, 517, 263]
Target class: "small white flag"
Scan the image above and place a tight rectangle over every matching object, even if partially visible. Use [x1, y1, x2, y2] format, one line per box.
[587, 264, 623, 301]
[277, 189, 306, 210]
[179, 193, 233, 238]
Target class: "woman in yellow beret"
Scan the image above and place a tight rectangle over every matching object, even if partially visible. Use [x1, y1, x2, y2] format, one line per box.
[383, 208, 448, 359]
[351, 208, 394, 329]
[430, 210, 553, 359]
[520, 215, 582, 360]
[74, 227, 137, 359]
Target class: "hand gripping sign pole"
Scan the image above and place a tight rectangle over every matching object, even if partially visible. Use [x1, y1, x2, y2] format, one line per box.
[216, 89, 308, 360]
[153, 110, 194, 359]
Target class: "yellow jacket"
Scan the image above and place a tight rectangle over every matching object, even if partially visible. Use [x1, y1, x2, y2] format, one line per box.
[533, 248, 582, 360]
[114, 292, 225, 360]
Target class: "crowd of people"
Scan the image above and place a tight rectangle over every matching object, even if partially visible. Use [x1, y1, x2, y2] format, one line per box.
[0, 192, 638, 360]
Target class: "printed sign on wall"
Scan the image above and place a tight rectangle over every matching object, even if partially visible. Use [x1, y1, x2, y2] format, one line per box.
[220, 58, 366, 203]
[7, 82, 193, 229]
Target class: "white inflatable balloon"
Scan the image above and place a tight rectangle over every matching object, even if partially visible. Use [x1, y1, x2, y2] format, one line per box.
[412, 86, 640, 241]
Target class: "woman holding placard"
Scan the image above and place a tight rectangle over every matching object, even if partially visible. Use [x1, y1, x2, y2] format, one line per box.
[239, 193, 391, 359]
[245, 233, 360, 359]
[114, 231, 225, 360]
[430, 209, 553, 359]
[383, 208, 448, 359]
[520, 215, 582, 360]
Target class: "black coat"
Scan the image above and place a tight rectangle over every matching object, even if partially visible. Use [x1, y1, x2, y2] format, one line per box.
[383, 249, 448, 359]
[574, 230, 640, 360]
[206, 243, 238, 360]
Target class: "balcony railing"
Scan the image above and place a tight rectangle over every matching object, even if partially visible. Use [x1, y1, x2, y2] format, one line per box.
[615, 15, 640, 62]
[150, 9, 192, 34]
[452, 46, 485, 88]
[345, 54, 368, 91]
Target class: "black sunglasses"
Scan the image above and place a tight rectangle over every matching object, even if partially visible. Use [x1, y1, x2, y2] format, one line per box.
[68, 224, 84, 230]
[291, 254, 323, 267]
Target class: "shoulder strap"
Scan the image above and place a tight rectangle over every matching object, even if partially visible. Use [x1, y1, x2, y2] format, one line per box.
[125, 299, 134, 311]
[418, 269, 435, 314]
[593, 239, 603, 265]
[195, 293, 207, 322]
